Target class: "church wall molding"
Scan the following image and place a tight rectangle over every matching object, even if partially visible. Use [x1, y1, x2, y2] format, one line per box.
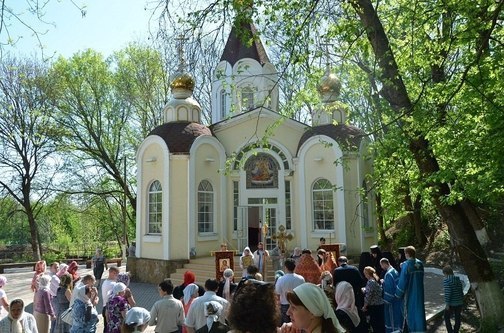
[189, 136, 228, 251]
[136, 135, 171, 260]
[297, 135, 346, 249]
[212, 107, 307, 134]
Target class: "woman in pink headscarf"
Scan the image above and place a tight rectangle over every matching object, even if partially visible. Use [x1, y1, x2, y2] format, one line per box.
[31, 260, 46, 292]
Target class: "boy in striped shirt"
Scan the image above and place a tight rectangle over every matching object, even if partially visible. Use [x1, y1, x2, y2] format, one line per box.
[443, 265, 464, 333]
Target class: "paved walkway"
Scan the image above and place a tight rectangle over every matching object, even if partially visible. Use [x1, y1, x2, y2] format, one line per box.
[0, 264, 467, 333]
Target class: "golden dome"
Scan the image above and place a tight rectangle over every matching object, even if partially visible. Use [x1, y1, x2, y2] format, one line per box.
[170, 72, 195, 91]
[317, 71, 341, 97]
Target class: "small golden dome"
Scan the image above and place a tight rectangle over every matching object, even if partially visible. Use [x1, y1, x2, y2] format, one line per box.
[170, 72, 195, 91]
[317, 71, 341, 97]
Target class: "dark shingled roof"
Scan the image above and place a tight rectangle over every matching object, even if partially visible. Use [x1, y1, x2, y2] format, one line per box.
[148, 122, 212, 153]
[220, 22, 270, 66]
[297, 124, 367, 153]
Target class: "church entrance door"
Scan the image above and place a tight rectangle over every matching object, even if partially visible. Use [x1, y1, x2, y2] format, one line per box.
[237, 203, 279, 252]
[262, 205, 277, 251]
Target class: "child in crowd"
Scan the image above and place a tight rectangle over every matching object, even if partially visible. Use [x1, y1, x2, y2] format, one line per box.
[443, 265, 464, 333]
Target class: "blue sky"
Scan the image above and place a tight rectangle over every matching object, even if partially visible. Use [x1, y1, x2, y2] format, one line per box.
[5, 0, 154, 59]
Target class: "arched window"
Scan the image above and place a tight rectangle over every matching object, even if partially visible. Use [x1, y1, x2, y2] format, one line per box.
[198, 180, 214, 233]
[148, 180, 162, 234]
[220, 89, 227, 119]
[312, 179, 334, 230]
[241, 86, 255, 111]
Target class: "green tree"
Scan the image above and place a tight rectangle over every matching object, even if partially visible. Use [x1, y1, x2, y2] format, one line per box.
[0, 56, 60, 260]
[45, 50, 136, 252]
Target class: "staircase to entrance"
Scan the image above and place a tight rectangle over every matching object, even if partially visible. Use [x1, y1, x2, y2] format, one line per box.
[169, 256, 276, 285]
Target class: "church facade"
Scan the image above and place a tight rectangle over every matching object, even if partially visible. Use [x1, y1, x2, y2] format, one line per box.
[133, 22, 377, 271]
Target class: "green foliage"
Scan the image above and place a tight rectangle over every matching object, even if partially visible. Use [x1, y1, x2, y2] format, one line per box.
[43, 252, 65, 264]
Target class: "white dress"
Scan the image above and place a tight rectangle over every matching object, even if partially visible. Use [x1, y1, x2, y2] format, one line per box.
[0, 289, 7, 319]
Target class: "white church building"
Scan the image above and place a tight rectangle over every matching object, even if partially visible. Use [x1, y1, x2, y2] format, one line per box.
[131, 20, 377, 279]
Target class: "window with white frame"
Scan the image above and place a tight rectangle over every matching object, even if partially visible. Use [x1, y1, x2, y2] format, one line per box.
[240, 86, 255, 111]
[220, 89, 227, 119]
[198, 180, 214, 233]
[312, 179, 334, 230]
[148, 180, 162, 234]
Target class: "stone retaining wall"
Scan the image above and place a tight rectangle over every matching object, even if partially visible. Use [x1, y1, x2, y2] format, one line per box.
[126, 257, 189, 284]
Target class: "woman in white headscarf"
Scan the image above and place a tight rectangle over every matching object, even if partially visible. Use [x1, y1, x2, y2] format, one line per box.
[182, 283, 199, 333]
[239, 247, 254, 277]
[0, 299, 38, 333]
[34, 274, 55, 333]
[334, 281, 361, 332]
[122, 307, 151, 333]
[284, 283, 344, 333]
[70, 285, 99, 333]
[106, 282, 130, 333]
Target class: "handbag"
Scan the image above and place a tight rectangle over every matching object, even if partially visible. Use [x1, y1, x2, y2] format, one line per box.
[60, 306, 73, 325]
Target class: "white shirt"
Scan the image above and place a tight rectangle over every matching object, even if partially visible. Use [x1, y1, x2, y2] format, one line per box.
[185, 291, 228, 330]
[0, 289, 6, 319]
[275, 272, 305, 304]
[50, 274, 60, 297]
[101, 279, 116, 306]
[70, 281, 84, 307]
[0, 312, 38, 332]
[148, 295, 184, 333]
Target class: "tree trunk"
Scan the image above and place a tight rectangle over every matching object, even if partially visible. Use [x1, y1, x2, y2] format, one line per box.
[461, 199, 490, 247]
[403, 185, 426, 246]
[26, 209, 42, 261]
[375, 193, 388, 245]
[351, 0, 504, 329]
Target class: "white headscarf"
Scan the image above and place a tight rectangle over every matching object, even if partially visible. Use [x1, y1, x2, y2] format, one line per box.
[38, 274, 51, 291]
[335, 281, 360, 327]
[8, 302, 24, 333]
[183, 283, 199, 305]
[204, 301, 223, 331]
[292, 283, 344, 332]
[112, 282, 127, 296]
[125, 307, 151, 326]
[222, 269, 234, 301]
[241, 247, 254, 260]
[75, 285, 92, 305]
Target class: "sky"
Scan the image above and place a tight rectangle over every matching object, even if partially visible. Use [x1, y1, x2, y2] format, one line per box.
[4, 0, 155, 59]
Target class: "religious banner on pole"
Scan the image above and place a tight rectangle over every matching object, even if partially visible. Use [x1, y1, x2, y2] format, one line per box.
[319, 244, 341, 264]
[211, 243, 235, 281]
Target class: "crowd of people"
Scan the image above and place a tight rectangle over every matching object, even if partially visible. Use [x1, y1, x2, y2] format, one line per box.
[0, 244, 465, 333]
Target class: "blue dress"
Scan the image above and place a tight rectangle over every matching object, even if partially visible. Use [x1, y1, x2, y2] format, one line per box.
[395, 258, 426, 333]
[70, 299, 98, 333]
[382, 267, 404, 333]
